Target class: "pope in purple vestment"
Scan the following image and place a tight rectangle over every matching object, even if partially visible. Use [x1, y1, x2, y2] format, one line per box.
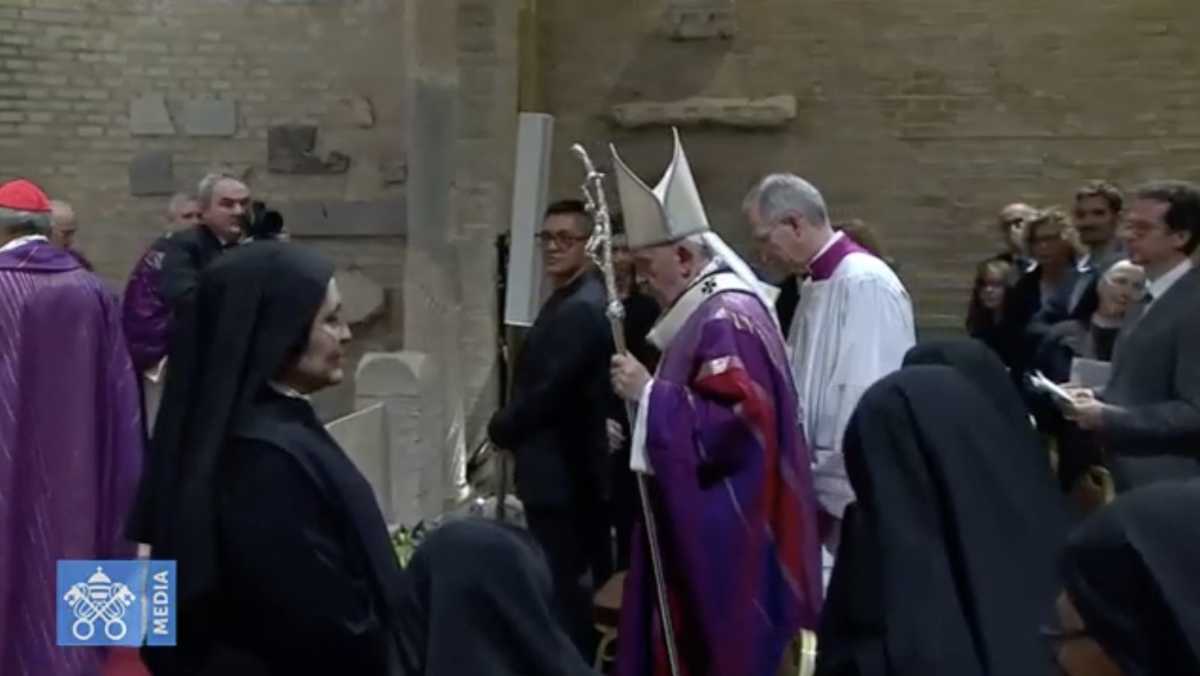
[0, 179, 144, 676]
[608, 131, 822, 676]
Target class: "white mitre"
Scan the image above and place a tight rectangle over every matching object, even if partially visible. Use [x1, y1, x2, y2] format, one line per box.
[609, 127, 780, 314]
[610, 127, 710, 249]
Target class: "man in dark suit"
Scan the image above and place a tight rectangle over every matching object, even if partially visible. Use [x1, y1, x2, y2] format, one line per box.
[1065, 180, 1200, 490]
[487, 199, 614, 657]
[161, 173, 249, 314]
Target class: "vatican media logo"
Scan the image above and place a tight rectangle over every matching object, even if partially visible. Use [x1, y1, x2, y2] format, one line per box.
[56, 560, 176, 646]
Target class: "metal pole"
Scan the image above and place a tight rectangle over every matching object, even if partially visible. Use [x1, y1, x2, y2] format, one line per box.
[570, 143, 681, 676]
[495, 233, 512, 522]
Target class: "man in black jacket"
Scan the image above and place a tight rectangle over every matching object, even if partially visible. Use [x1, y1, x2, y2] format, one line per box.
[161, 173, 250, 314]
[488, 199, 614, 657]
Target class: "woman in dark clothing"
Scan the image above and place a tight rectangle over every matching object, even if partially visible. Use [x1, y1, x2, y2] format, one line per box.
[817, 367, 1069, 676]
[1003, 207, 1079, 374]
[129, 241, 594, 675]
[966, 257, 1021, 366]
[1056, 480, 1200, 676]
[400, 518, 598, 676]
[1034, 259, 1146, 382]
[903, 338, 1035, 437]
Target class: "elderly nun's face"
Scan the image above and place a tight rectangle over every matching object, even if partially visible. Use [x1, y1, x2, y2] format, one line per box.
[282, 279, 352, 394]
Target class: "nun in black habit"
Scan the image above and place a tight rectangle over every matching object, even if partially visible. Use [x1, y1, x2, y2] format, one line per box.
[128, 241, 596, 676]
[1056, 480, 1200, 676]
[817, 366, 1069, 676]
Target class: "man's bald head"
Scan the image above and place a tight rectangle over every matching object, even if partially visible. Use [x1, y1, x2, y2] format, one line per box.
[998, 202, 1037, 256]
[49, 199, 78, 250]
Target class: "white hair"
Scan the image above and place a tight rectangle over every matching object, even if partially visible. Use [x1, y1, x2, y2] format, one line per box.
[679, 232, 715, 260]
[167, 192, 198, 215]
[744, 173, 830, 227]
[197, 172, 243, 209]
[0, 206, 51, 235]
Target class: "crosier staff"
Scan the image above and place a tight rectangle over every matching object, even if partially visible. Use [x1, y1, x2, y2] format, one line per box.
[569, 143, 681, 676]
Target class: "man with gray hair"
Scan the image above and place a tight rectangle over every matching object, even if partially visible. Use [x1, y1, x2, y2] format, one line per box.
[48, 198, 96, 270]
[160, 173, 249, 314]
[0, 178, 143, 675]
[746, 173, 914, 582]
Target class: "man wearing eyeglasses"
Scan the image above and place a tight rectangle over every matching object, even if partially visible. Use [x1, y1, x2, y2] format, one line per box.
[1063, 180, 1200, 491]
[487, 198, 615, 658]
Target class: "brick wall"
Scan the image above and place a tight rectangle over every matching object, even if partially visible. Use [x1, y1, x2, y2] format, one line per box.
[1, 0, 421, 418]
[0, 0, 408, 289]
[538, 0, 1200, 330]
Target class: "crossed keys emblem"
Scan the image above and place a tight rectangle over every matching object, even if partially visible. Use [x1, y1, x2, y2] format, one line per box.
[63, 567, 137, 641]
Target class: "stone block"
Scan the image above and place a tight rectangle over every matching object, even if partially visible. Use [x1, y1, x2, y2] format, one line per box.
[380, 155, 408, 185]
[129, 94, 174, 136]
[611, 95, 796, 129]
[128, 150, 175, 196]
[332, 95, 375, 128]
[354, 351, 443, 524]
[325, 403, 392, 522]
[277, 197, 406, 236]
[267, 124, 351, 174]
[664, 1, 736, 40]
[179, 97, 236, 136]
[335, 268, 385, 325]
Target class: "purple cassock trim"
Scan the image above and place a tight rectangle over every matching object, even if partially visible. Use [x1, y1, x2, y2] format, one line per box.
[807, 233, 868, 281]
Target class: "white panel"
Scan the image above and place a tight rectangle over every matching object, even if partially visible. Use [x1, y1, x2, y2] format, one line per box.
[504, 112, 555, 327]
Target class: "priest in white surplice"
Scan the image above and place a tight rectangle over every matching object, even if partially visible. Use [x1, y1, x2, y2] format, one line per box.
[745, 174, 915, 579]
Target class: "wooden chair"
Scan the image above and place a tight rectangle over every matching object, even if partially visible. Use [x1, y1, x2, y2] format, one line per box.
[593, 572, 625, 671]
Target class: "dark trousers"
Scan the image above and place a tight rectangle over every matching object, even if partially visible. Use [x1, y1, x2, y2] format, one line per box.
[525, 506, 606, 659]
[611, 449, 637, 570]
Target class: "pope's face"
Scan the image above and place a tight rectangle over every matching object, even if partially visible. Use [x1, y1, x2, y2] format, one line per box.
[633, 243, 695, 308]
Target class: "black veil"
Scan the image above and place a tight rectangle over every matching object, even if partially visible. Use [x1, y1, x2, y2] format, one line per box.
[818, 366, 1067, 676]
[127, 240, 332, 612]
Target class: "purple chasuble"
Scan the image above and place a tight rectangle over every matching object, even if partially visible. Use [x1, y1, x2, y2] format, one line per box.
[121, 236, 172, 373]
[617, 275, 823, 676]
[0, 242, 144, 676]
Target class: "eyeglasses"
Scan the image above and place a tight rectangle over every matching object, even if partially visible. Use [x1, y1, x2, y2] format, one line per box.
[1122, 220, 1168, 239]
[534, 231, 589, 248]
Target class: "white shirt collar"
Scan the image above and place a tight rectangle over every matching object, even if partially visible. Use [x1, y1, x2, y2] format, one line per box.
[1147, 258, 1193, 303]
[806, 230, 844, 267]
[1076, 253, 1092, 273]
[268, 380, 312, 401]
[0, 234, 48, 254]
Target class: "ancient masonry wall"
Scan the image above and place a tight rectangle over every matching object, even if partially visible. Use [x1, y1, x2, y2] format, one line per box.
[539, 0, 1200, 330]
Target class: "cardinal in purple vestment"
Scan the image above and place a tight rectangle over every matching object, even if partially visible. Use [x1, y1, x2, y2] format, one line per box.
[608, 131, 822, 676]
[0, 179, 144, 676]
